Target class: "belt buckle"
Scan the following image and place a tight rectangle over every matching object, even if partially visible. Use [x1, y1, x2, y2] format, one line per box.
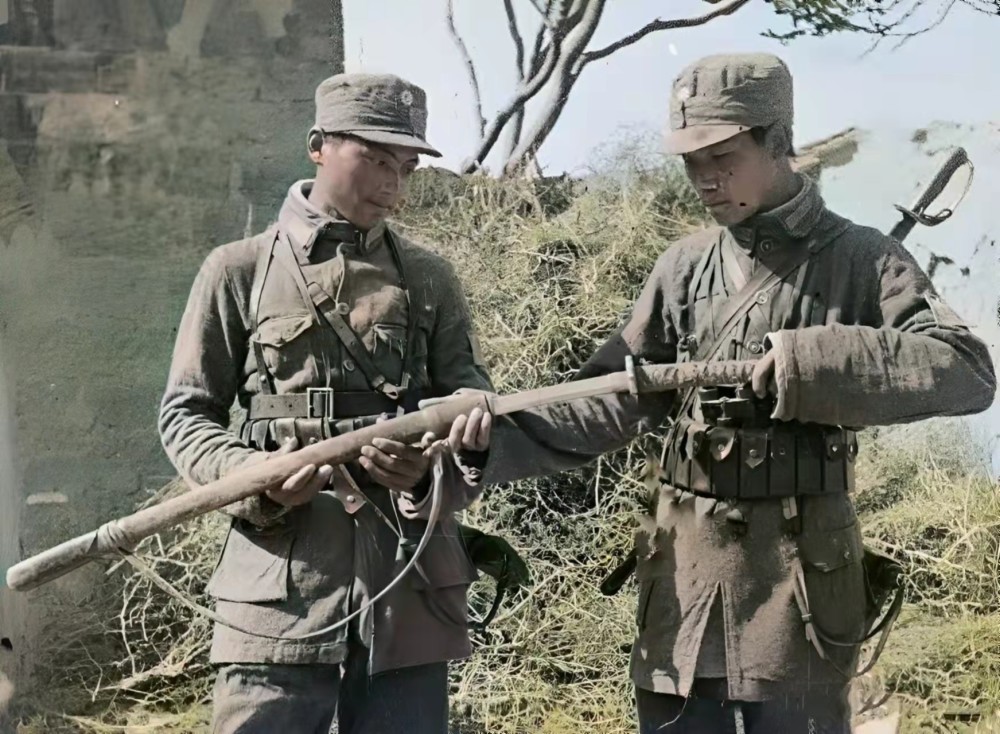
[306, 387, 334, 419]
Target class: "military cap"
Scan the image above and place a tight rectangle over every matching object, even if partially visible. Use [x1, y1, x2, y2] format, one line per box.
[664, 53, 793, 155]
[312, 73, 441, 157]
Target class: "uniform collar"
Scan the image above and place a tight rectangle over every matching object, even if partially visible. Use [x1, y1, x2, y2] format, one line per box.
[728, 174, 825, 252]
[277, 179, 387, 262]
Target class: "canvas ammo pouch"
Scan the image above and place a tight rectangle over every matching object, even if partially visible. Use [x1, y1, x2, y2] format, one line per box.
[860, 546, 905, 637]
[240, 387, 400, 451]
[795, 544, 905, 676]
[661, 404, 859, 499]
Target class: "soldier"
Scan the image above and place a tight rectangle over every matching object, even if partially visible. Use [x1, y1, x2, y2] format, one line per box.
[158, 73, 493, 734]
[442, 53, 997, 732]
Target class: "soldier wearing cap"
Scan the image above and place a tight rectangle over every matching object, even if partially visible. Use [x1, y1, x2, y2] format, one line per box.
[444, 53, 995, 730]
[159, 73, 494, 733]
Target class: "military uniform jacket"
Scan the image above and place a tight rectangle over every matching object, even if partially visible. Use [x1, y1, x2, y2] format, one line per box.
[482, 175, 996, 700]
[159, 181, 493, 673]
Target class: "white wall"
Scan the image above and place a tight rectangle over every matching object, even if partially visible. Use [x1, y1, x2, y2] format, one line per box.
[816, 122, 1000, 470]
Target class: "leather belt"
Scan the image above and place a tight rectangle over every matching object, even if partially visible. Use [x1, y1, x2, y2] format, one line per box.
[662, 421, 858, 499]
[248, 388, 398, 420]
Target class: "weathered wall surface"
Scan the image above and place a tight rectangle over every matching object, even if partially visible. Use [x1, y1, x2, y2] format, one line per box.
[811, 122, 1000, 468]
[0, 0, 344, 692]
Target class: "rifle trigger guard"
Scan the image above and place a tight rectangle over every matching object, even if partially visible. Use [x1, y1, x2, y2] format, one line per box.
[625, 356, 638, 395]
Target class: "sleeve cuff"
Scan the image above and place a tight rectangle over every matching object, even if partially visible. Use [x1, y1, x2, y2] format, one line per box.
[765, 331, 794, 422]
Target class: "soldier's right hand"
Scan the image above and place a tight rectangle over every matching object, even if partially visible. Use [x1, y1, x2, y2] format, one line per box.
[263, 437, 334, 507]
[447, 404, 491, 454]
[418, 389, 493, 454]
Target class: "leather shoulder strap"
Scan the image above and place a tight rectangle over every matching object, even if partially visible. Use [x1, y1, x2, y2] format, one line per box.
[271, 233, 402, 400]
[384, 228, 420, 387]
[272, 233, 324, 325]
[306, 281, 401, 400]
[694, 242, 814, 364]
[249, 235, 278, 395]
[669, 222, 848, 428]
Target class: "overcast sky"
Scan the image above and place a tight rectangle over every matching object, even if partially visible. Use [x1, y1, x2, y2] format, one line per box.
[342, 0, 1000, 175]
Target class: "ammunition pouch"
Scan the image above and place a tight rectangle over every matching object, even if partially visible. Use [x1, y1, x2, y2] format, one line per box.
[805, 545, 905, 677]
[662, 416, 858, 499]
[241, 387, 419, 451]
[860, 546, 904, 638]
[458, 524, 531, 631]
[697, 384, 776, 429]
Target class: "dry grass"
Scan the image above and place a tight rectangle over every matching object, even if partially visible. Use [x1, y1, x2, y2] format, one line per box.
[852, 423, 1000, 733]
[11, 147, 1000, 733]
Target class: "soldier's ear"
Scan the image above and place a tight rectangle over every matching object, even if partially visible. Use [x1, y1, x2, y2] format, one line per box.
[307, 129, 325, 165]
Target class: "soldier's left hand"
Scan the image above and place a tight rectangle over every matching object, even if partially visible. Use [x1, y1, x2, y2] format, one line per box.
[358, 432, 436, 492]
[751, 351, 779, 399]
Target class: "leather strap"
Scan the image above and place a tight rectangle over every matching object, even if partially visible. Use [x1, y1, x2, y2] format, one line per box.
[249, 236, 278, 395]
[272, 232, 405, 402]
[306, 281, 402, 399]
[248, 390, 397, 420]
[273, 232, 326, 327]
[677, 226, 847, 423]
[703, 236, 827, 363]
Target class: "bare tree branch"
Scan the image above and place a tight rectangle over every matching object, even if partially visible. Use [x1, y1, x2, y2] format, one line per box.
[525, 0, 550, 21]
[462, 31, 564, 173]
[503, 0, 528, 158]
[578, 0, 752, 71]
[858, 0, 959, 56]
[527, 0, 556, 78]
[446, 0, 486, 138]
[504, 0, 526, 77]
[505, 0, 608, 172]
[889, 0, 958, 50]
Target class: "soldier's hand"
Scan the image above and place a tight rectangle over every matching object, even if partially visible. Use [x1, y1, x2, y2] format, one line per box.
[417, 389, 493, 454]
[264, 438, 334, 507]
[359, 434, 434, 492]
[447, 405, 492, 454]
[751, 351, 779, 399]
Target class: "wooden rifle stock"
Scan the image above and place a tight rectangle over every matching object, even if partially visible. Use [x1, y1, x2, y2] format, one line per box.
[6, 359, 755, 592]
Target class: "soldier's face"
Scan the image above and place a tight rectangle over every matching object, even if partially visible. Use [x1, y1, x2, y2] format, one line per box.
[682, 132, 781, 226]
[315, 137, 419, 229]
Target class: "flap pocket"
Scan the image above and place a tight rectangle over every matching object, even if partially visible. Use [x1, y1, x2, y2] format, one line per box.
[795, 521, 867, 645]
[708, 427, 737, 462]
[797, 521, 864, 574]
[372, 322, 408, 357]
[407, 524, 480, 591]
[205, 520, 295, 603]
[252, 313, 313, 348]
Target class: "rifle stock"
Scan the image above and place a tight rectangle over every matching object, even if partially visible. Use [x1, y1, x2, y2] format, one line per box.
[6, 359, 755, 593]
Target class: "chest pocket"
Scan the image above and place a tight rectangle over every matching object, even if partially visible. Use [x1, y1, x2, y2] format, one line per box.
[251, 313, 321, 386]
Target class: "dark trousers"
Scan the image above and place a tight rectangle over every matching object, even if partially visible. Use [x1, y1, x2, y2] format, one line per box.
[211, 644, 449, 734]
[636, 683, 851, 734]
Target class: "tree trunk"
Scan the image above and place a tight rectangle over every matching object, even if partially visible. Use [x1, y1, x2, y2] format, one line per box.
[503, 0, 605, 173]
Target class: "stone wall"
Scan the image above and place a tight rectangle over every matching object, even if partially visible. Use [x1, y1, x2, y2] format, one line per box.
[0, 0, 344, 693]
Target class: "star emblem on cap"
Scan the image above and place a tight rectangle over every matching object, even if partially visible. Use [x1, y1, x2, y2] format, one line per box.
[400, 89, 414, 106]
